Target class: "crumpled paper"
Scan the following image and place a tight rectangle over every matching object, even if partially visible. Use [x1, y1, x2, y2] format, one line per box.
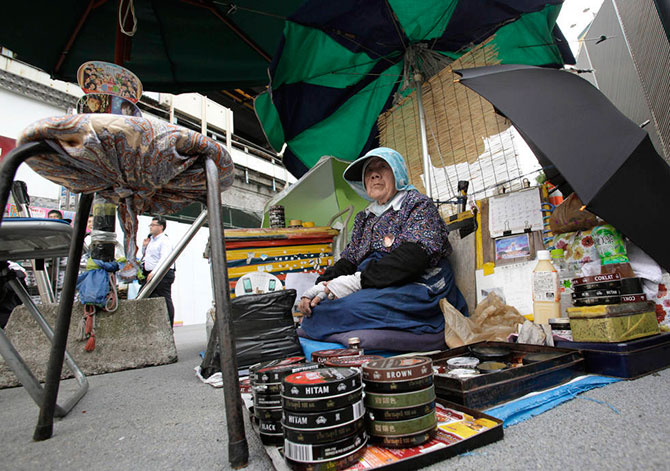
[441, 292, 527, 348]
[517, 320, 553, 346]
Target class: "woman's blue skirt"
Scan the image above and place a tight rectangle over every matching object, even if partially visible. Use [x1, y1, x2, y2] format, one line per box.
[300, 255, 468, 340]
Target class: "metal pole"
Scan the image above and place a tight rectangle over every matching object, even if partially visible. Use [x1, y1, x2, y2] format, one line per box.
[33, 260, 56, 304]
[204, 156, 248, 469]
[34, 192, 94, 441]
[10, 179, 56, 304]
[137, 209, 208, 299]
[413, 73, 433, 199]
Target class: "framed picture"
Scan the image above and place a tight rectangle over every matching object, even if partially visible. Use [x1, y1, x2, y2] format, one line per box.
[494, 233, 532, 264]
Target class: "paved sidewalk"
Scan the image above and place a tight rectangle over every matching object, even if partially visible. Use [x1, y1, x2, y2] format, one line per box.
[1, 324, 669, 470]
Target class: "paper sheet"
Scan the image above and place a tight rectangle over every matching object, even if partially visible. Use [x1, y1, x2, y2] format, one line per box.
[488, 188, 543, 237]
[475, 261, 535, 315]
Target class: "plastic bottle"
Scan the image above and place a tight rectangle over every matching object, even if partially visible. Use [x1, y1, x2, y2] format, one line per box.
[533, 250, 561, 324]
[592, 224, 636, 278]
[551, 248, 574, 318]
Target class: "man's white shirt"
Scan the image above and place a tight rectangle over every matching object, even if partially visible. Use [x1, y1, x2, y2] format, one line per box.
[143, 232, 174, 271]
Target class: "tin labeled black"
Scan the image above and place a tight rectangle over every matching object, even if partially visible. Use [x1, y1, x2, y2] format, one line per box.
[254, 405, 283, 421]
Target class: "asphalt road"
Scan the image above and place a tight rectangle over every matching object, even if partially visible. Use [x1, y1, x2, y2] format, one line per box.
[1, 325, 668, 470]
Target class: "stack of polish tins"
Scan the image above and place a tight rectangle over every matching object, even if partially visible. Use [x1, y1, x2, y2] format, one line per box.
[250, 357, 319, 445]
[362, 357, 437, 447]
[281, 368, 367, 470]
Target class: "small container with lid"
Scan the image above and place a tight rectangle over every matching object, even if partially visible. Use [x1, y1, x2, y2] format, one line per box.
[348, 337, 361, 351]
[268, 204, 285, 228]
[549, 317, 572, 341]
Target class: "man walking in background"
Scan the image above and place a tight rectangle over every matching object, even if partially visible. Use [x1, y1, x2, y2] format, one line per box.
[141, 216, 176, 327]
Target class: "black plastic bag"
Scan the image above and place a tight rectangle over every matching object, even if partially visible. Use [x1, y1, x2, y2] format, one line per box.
[200, 289, 301, 377]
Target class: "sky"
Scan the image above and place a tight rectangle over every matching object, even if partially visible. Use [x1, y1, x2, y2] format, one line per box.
[556, 0, 605, 56]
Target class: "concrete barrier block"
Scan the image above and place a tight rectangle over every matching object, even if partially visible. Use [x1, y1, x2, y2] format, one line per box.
[0, 298, 177, 388]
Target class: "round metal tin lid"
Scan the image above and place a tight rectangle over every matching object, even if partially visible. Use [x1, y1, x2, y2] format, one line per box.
[362, 357, 433, 383]
[282, 367, 361, 399]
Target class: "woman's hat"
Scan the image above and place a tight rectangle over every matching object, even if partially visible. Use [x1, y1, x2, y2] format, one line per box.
[343, 147, 415, 201]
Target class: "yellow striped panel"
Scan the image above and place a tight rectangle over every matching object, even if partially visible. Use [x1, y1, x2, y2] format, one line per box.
[227, 256, 334, 279]
[226, 243, 332, 261]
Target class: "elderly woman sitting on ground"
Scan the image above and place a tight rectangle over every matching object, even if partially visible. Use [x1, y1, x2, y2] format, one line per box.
[298, 147, 468, 341]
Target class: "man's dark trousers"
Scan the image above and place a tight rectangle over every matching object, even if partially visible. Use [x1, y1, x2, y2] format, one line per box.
[142, 268, 175, 326]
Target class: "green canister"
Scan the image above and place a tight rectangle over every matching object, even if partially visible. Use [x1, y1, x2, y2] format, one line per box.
[592, 224, 635, 278]
[592, 225, 628, 264]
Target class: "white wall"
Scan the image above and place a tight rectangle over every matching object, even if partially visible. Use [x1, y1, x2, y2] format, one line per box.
[131, 215, 213, 326]
[0, 89, 66, 199]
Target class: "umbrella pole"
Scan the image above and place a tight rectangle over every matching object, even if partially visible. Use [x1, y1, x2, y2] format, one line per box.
[413, 73, 433, 199]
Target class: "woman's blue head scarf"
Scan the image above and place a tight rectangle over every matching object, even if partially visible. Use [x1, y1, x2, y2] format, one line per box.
[343, 147, 416, 201]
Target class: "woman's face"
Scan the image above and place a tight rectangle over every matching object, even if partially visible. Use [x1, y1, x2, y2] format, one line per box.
[364, 157, 397, 204]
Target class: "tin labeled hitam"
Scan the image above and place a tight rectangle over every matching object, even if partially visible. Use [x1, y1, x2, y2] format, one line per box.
[282, 368, 361, 399]
[282, 400, 365, 429]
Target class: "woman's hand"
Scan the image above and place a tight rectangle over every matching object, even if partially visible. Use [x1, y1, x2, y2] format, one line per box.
[297, 293, 325, 316]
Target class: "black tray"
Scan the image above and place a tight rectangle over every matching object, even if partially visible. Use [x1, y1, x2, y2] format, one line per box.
[555, 332, 670, 379]
[431, 341, 585, 409]
[249, 399, 503, 471]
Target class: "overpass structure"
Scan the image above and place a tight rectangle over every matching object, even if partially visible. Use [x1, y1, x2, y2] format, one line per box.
[0, 53, 294, 227]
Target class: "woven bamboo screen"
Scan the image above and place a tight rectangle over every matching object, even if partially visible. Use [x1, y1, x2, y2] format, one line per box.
[378, 38, 529, 217]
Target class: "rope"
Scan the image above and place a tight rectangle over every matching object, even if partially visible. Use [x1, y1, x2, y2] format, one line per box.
[119, 0, 138, 37]
[105, 272, 119, 312]
[78, 304, 96, 352]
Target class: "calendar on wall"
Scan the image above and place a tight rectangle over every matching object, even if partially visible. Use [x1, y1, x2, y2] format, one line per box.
[488, 187, 544, 238]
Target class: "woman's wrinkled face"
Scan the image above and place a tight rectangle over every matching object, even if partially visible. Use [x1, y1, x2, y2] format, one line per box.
[364, 157, 397, 204]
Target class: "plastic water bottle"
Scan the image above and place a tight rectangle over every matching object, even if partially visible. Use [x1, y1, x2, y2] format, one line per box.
[533, 250, 561, 324]
[551, 248, 574, 318]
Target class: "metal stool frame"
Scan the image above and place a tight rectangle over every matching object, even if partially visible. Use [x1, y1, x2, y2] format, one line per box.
[0, 140, 248, 467]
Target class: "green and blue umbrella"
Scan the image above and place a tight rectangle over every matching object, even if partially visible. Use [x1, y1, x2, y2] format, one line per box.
[255, 0, 575, 177]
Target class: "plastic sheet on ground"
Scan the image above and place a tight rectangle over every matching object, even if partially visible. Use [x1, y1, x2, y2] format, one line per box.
[486, 375, 621, 427]
[194, 366, 223, 388]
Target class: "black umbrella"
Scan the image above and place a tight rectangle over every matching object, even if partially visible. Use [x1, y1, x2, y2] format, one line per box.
[455, 64, 670, 271]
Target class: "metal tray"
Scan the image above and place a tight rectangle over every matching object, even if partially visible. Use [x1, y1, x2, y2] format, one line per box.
[555, 332, 670, 379]
[431, 341, 585, 409]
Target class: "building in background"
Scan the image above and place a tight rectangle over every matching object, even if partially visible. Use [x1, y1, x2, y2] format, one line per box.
[575, 0, 669, 161]
[0, 54, 295, 325]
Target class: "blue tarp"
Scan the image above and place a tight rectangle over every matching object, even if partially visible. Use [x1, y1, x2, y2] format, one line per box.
[486, 375, 622, 427]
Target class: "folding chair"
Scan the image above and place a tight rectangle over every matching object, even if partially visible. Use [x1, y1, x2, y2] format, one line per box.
[0, 115, 248, 467]
[0, 218, 88, 417]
